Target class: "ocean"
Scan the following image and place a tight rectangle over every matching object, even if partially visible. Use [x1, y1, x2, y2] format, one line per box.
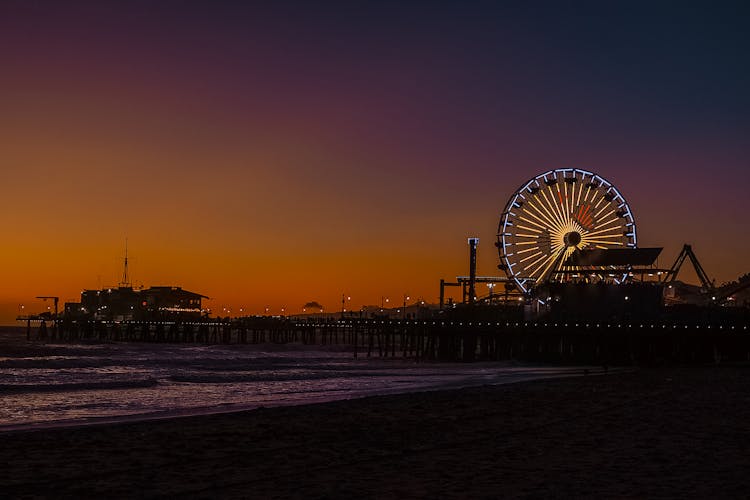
[0, 326, 592, 431]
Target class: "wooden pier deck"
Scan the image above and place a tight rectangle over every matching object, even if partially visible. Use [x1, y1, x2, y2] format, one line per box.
[18, 316, 750, 365]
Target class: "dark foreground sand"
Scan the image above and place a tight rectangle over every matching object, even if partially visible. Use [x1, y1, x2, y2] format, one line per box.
[1, 366, 749, 499]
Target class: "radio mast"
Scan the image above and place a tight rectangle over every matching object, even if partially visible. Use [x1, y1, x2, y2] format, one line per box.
[119, 238, 131, 288]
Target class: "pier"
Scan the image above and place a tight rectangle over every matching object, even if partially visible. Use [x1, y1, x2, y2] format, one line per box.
[19, 316, 750, 366]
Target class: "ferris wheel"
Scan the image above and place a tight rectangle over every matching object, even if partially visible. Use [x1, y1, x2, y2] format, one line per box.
[497, 169, 637, 293]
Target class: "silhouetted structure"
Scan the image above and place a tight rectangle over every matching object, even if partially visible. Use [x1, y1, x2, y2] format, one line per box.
[15, 166, 750, 366]
[65, 286, 208, 321]
[468, 237, 479, 305]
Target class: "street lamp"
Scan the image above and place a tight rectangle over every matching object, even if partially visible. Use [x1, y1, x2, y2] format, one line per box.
[380, 296, 389, 314]
[341, 293, 351, 319]
[487, 283, 495, 304]
[403, 294, 410, 319]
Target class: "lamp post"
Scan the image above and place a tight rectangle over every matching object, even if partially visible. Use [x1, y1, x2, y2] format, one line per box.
[418, 298, 425, 320]
[403, 294, 410, 319]
[341, 293, 351, 319]
[487, 283, 495, 304]
[380, 296, 389, 314]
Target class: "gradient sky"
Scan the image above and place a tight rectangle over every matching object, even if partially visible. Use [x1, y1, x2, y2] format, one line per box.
[1, 1, 748, 324]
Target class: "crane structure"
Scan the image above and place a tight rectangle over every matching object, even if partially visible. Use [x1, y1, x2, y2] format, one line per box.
[665, 244, 714, 290]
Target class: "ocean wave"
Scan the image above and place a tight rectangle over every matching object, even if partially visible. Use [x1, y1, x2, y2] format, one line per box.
[0, 379, 158, 394]
[169, 373, 349, 383]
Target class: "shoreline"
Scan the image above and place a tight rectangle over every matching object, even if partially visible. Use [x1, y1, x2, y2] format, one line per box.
[2, 365, 749, 498]
[0, 365, 616, 434]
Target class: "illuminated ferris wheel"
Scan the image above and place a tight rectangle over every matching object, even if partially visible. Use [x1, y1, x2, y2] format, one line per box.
[497, 169, 637, 293]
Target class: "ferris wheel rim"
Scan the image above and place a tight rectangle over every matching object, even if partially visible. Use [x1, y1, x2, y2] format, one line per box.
[497, 168, 637, 294]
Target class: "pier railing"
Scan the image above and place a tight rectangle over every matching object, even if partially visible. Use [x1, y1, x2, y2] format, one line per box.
[17, 316, 750, 365]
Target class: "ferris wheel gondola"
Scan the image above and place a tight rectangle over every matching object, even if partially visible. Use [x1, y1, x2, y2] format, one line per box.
[497, 169, 636, 294]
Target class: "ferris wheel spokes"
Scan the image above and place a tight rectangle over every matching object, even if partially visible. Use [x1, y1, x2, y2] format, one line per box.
[498, 169, 637, 293]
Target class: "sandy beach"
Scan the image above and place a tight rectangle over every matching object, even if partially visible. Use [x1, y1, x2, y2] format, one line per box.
[1, 365, 748, 498]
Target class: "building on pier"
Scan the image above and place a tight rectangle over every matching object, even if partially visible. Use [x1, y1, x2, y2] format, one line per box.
[65, 286, 209, 321]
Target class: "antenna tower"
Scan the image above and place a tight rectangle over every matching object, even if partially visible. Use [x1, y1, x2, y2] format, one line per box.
[119, 238, 131, 288]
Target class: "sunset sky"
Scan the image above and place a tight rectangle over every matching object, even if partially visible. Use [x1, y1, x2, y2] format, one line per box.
[1, 1, 748, 324]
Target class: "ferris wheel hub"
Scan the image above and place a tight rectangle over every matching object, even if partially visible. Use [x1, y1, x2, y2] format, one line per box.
[564, 231, 582, 247]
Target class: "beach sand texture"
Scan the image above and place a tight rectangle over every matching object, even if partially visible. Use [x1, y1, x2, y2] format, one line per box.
[1, 366, 749, 498]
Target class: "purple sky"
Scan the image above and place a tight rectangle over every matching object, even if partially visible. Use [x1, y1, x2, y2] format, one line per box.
[1, 1, 748, 322]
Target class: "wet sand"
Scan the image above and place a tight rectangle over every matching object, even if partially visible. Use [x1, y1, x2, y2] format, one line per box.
[1, 366, 749, 498]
